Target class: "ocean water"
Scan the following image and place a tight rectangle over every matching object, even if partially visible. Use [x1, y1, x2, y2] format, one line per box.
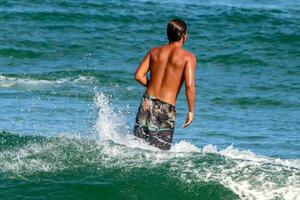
[0, 0, 300, 199]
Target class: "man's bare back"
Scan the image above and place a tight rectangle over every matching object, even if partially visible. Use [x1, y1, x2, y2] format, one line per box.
[133, 19, 196, 150]
[134, 42, 196, 128]
[146, 44, 196, 106]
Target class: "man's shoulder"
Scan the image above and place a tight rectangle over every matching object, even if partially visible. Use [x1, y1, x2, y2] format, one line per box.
[148, 45, 166, 53]
[146, 46, 160, 57]
[181, 49, 196, 63]
[182, 49, 196, 59]
[148, 46, 196, 62]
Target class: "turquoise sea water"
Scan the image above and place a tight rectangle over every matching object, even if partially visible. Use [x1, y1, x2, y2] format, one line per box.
[0, 0, 299, 199]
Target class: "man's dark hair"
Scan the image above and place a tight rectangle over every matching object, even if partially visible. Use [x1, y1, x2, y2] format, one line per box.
[167, 19, 187, 43]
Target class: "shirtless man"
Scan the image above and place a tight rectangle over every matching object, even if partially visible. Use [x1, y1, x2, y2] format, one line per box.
[133, 19, 196, 150]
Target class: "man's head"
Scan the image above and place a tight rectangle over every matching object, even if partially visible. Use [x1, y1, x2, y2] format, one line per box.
[167, 19, 187, 43]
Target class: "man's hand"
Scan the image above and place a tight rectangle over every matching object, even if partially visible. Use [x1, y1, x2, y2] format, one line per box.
[183, 112, 193, 128]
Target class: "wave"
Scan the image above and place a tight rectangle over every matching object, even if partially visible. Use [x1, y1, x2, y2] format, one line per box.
[0, 48, 43, 59]
[0, 131, 299, 200]
[0, 74, 96, 88]
[0, 70, 132, 89]
[211, 96, 300, 108]
[1, 92, 299, 200]
[203, 53, 267, 67]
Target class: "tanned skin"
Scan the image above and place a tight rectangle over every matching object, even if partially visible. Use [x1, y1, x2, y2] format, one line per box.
[134, 32, 196, 128]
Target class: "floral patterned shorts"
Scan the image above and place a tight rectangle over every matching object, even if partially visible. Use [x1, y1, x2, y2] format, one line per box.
[133, 92, 176, 150]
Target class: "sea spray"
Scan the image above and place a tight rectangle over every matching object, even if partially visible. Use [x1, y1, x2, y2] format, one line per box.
[91, 92, 300, 200]
[1, 129, 299, 199]
[93, 91, 166, 151]
[94, 92, 125, 142]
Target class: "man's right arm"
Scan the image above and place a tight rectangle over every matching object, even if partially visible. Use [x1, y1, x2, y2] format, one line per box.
[134, 50, 151, 87]
[183, 54, 196, 128]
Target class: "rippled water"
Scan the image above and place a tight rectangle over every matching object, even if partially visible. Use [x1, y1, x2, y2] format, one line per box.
[0, 0, 299, 199]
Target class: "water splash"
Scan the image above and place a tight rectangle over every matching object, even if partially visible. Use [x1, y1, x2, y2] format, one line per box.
[0, 92, 299, 199]
[91, 92, 300, 200]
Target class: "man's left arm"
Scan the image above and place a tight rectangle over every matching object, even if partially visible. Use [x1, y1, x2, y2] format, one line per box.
[134, 51, 150, 87]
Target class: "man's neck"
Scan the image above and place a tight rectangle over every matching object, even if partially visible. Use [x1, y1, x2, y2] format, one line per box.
[168, 40, 184, 48]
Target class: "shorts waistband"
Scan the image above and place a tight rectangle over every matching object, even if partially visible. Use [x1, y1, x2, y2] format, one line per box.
[143, 92, 176, 110]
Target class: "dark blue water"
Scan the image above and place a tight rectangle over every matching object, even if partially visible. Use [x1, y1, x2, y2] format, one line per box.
[0, 0, 299, 199]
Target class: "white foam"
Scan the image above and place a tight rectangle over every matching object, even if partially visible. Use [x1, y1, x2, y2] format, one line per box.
[1, 91, 299, 200]
[0, 75, 52, 88]
[170, 140, 200, 153]
[0, 74, 96, 89]
[0, 142, 57, 175]
[93, 92, 300, 200]
[219, 145, 300, 169]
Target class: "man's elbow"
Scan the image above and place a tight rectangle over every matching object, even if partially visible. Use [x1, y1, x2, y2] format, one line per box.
[134, 73, 140, 81]
[185, 83, 195, 90]
[185, 84, 195, 93]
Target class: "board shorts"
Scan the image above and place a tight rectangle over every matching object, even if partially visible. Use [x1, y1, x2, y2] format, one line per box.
[133, 92, 176, 150]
